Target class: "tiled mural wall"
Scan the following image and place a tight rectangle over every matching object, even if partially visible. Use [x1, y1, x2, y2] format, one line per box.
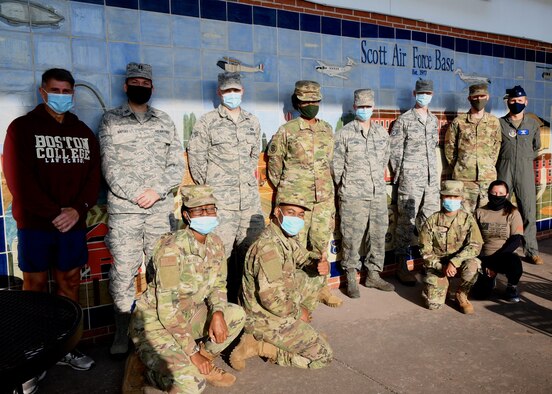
[0, 0, 551, 337]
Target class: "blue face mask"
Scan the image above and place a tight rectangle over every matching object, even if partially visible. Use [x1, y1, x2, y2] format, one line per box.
[278, 210, 305, 236]
[442, 198, 462, 212]
[46, 93, 74, 114]
[355, 108, 373, 121]
[189, 216, 219, 235]
[415, 93, 432, 107]
[222, 92, 242, 109]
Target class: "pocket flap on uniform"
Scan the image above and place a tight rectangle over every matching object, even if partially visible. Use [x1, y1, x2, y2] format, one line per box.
[158, 265, 180, 288]
[259, 250, 283, 283]
[160, 255, 178, 267]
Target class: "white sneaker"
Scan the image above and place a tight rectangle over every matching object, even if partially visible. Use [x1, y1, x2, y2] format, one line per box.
[56, 349, 95, 371]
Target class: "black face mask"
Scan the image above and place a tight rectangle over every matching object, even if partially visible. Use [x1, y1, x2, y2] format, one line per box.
[508, 102, 526, 115]
[487, 193, 507, 211]
[469, 98, 488, 111]
[126, 85, 152, 105]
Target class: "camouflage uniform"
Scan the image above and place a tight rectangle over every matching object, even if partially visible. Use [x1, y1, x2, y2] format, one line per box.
[390, 107, 440, 255]
[267, 116, 334, 258]
[445, 112, 501, 212]
[130, 226, 245, 393]
[99, 100, 184, 313]
[333, 118, 389, 273]
[419, 208, 483, 307]
[187, 104, 264, 259]
[242, 222, 332, 369]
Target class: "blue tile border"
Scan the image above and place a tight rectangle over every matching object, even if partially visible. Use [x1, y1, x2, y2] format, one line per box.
[71, 1, 552, 64]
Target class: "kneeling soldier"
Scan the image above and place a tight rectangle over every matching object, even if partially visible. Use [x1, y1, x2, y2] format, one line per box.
[419, 181, 483, 313]
[231, 198, 333, 370]
[130, 185, 245, 392]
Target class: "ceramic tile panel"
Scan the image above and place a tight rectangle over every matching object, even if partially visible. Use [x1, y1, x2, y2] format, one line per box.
[253, 25, 277, 55]
[106, 7, 140, 42]
[200, 19, 227, 50]
[33, 34, 71, 69]
[140, 10, 172, 45]
[72, 39, 108, 73]
[174, 48, 202, 79]
[71, 1, 105, 39]
[142, 46, 174, 78]
[172, 15, 201, 48]
[228, 22, 253, 53]
[0, 31, 32, 69]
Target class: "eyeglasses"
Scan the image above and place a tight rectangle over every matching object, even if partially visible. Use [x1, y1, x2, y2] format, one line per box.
[188, 207, 218, 216]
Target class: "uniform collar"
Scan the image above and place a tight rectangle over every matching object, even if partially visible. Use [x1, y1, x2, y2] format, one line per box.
[466, 111, 488, 124]
[121, 101, 156, 120]
[268, 221, 293, 251]
[183, 226, 216, 257]
[297, 116, 323, 131]
[217, 104, 248, 122]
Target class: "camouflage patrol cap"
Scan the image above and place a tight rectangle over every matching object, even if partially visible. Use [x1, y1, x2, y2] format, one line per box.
[354, 89, 375, 106]
[469, 83, 489, 96]
[126, 62, 152, 80]
[506, 85, 526, 98]
[415, 79, 433, 93]
[440, 180, 464, 197]
[218, 72, 242, 90]
[276, 192, 311, 211]
[294, 80, 322, 101]
[180, 185, 217, 208]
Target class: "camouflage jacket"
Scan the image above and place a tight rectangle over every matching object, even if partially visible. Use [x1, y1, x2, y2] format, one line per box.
[419, 210, 482, 269]
[333, 119, 389, 200]
[444, 112, 501, 182]
[267, 117, 334, 204]
[135, 227, 227, 356]
[187, 105, 261, 211]
[99, 102, 184, 214]
[389, 108, 439, 185]
[242, 222, 311, 333]
[498, 115, 541, 161]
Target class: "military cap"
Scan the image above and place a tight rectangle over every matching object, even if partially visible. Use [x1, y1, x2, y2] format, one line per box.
[469, 83, 488, 96]
[276, 191, 311, 211]
[294, 80, 322, 101]
[415, 79, 433, 93]
[218, 72, 242, 90]
[354, 89, 375, 107]
[506, 85, 526, 98]
[126, 62, 152, 80]
[440, 180, 464, 197]
[180, 185, 217, 208]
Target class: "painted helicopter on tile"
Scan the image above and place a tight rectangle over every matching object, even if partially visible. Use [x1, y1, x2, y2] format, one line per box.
[315, 57, 356, 79]
[217, 57, 264, 73]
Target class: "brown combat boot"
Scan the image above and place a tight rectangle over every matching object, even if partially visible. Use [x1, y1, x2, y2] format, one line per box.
[198, 343, 236, 387]
[456, 291, 474, 314]
[318, 285, 343, 307]
[229, 333, 261, 370]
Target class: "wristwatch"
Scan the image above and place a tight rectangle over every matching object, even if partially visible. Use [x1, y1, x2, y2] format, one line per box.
[190, 343, 201, 355]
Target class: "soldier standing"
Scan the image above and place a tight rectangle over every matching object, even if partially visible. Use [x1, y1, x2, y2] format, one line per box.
[445, 83, 501, 212]
[419, 181, 482, 313]
[99, 63, 185, 357]
[230, 198, 333, 370]
[333, 89, 394, 297]
[187, 72, 264, 301]
[497, 85, 543, 265]
[130, 185, 245, 392]
[390, 79, 440, 286]
[267, 80, 342, 308]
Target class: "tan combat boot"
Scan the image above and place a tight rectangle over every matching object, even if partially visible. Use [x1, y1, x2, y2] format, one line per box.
[258, 341, 278, 360]
[318, 285, 343, 307]
[456, 291, 474, 314]
[198, 344, 236, 387]
[229, 333, 261, 370]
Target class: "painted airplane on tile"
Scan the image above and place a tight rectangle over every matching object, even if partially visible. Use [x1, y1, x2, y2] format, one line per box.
[217, 57, 264, 73]
[315, 57, 356, 79]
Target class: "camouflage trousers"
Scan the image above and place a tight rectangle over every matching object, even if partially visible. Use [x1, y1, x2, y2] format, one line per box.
[107, 212, 171, 313]
[422, 258, 480, 306]
[461, 180, 490, 213]
[339, 195, 388, 273]
[250, 270, 331, 369]
[215, 205, 265, 302]
[130, 302, 245, 393]
[395, 178, 440, 255]
[296, 198, 335, 258]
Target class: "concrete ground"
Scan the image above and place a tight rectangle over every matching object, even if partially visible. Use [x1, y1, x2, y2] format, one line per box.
[40, 240, 552, 394]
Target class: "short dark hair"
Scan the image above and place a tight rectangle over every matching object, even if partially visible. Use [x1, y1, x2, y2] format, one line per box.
[41, 68, 75, 88]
